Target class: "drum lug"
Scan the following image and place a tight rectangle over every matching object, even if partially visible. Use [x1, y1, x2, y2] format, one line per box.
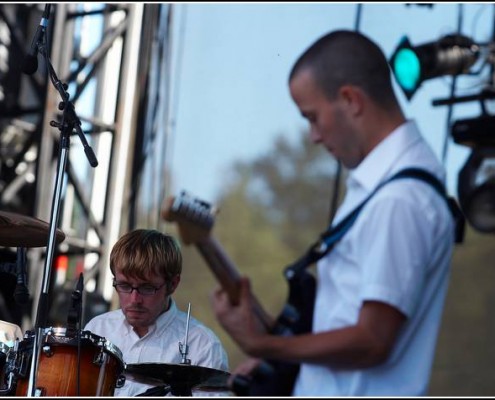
[42, 345, 53, 357]
[93, 350, 107, 366]
[17, 351, 30, 378]
[116, 374, 126, 388]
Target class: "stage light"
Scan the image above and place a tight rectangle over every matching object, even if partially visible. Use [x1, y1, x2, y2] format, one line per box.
[389, 34, 480, 100]
[454, 116, 495, 233]
[452, 115, 495, 148]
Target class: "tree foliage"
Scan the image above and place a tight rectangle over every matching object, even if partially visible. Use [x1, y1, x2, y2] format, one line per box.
[217, 133, 343, 255]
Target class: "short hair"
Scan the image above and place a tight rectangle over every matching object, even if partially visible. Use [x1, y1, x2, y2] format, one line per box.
[110, 229, 182, 284]
[289, 30, 398, 108]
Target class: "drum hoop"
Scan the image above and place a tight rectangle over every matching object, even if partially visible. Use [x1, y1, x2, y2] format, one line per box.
[101, 339, 124, 364]
[19, 327, 124, 366]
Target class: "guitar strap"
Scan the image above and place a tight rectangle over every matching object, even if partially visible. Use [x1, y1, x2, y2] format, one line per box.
[247, 168, 466, 397]
[284, 167, 465, 278]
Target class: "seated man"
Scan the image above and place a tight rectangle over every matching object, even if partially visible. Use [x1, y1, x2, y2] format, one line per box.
[85, 229, 229, 396]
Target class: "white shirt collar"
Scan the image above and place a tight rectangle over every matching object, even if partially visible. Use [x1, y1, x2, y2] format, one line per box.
[348, 120, 423, 193]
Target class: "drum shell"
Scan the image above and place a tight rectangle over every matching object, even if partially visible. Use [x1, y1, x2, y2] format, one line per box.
[14, 329, 124, 397]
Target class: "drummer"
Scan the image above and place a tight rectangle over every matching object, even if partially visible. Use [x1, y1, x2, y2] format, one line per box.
[84, 229, 229, 396]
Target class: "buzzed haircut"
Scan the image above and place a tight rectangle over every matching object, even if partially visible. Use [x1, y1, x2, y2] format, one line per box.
[289, 30, 399, 108]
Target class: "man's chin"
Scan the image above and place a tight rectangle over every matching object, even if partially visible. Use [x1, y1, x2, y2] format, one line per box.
[125, 310, 149, 324]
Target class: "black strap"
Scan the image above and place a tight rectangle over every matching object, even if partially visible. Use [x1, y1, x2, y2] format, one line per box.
[285, 168, 464, 278]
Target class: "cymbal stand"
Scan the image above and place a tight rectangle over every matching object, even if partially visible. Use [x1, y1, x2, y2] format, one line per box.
[179, 302, 191, 365]
[25, 13, 98, 397]
[174, 302, 192, 396]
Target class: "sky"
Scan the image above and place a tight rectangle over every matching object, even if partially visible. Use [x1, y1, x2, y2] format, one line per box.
[166, 3, 494, 205]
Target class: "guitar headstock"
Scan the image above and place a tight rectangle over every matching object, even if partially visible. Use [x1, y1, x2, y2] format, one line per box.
[161, 191, 216, 245]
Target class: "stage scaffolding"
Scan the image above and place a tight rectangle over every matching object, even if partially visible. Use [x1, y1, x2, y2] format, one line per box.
[0, 3, 175, 330]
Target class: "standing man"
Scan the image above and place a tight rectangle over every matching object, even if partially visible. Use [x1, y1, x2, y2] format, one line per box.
[210, 29, 456, 396]
[85, 229, 229, 396]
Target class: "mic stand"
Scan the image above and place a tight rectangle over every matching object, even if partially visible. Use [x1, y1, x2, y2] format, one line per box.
[26, 31, 98, 397]
[67, 273, 84, 333]
[67, 273, 84, 396]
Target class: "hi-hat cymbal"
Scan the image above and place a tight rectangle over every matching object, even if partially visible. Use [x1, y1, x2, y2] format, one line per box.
[124, 362, 230, 390]
[0, 211, 66, 248]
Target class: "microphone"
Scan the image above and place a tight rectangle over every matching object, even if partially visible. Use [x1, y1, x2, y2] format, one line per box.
[67, 273, 84, 330]
[73, 272, 84, 302]
[22, 4, 51, 75]
[13, 248, 29, 305]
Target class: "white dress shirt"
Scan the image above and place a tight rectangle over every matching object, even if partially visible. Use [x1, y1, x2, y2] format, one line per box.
[85, 299, 229, 396]
[293, 120, 455, 396]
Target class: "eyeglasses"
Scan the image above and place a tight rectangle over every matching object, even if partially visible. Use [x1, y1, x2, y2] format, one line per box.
[112, 281, 166, 296]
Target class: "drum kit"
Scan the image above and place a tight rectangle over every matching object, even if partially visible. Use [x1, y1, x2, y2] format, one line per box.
[0, 211, 231, 397]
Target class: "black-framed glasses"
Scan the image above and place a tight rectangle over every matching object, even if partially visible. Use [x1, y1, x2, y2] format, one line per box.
[112, 281, 166, 296]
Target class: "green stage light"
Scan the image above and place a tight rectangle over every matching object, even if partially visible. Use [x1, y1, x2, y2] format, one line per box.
[391, 38, 422, 97]
[389, 34, 480, 100]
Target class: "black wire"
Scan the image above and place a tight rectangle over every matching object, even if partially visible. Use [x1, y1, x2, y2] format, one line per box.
[327, 3, 363, 225]
[441, 4, 464, 165]
[328, 162, 342, 225]
[76, 329, 81, 395]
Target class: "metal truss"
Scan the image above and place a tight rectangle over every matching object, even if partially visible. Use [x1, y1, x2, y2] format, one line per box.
[0, 3, 174, 330]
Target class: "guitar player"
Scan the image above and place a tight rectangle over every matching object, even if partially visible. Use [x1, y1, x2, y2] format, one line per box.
[210, 30, 457, 396]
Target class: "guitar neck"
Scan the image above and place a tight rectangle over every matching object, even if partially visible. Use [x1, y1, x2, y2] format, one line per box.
[195, 237, 273, 331]
[196, 237, 242, 304]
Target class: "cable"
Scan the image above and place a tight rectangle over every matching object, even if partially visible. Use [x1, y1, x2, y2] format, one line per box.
[326, 3, 363, 224]
[441, 3, 464, 165]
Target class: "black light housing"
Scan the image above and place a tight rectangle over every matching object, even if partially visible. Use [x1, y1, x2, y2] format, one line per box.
[389, 34, 480, 100]
[452, 115, 495, 148]
[456, 144, 495, 234]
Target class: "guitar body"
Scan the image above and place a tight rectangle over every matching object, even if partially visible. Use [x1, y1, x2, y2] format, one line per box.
[161, 192, 317, 396]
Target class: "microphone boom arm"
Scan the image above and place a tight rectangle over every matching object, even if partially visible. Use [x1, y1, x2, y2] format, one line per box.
[26, 6, 96, 395]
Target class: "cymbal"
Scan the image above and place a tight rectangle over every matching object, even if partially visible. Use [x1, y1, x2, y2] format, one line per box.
[124, 362, 230, 390]
[0, 211, 66, 248]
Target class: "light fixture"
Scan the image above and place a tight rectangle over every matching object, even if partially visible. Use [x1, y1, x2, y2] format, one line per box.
[389, 34, 481, 100]
[453, 116, 495, 233]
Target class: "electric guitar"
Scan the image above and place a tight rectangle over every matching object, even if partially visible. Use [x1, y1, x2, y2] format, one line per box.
[161, 191, 316, 396]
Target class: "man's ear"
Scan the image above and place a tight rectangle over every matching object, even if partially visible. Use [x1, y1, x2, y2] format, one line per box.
[167, 274, 181, 295]
[338, 85, 365, 116]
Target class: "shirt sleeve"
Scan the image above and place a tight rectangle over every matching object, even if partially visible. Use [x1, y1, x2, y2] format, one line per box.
[352, 189, 435, 317]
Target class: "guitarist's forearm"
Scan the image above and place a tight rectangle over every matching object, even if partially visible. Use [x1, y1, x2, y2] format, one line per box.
[238, 325, 393, 370]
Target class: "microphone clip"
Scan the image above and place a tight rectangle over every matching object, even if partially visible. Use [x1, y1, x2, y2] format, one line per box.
[14, 247, 30, 306]
[22, 4, 52, 75]
[67, 273, 84, 331]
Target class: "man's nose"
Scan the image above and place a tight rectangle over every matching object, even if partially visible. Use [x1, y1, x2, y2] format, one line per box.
[130, 289, 144, 302]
